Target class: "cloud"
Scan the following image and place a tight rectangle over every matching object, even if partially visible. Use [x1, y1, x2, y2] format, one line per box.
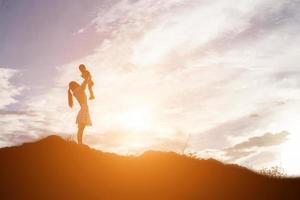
[0, 133, 39, 147]
[0, 109, 35, 116]
[0, 68, 23, 109]
[90, 0, 184, 33]
[227, 131, 289, 150]
[208, 0, 300, 51]
[192, 104, 285, 150]
[0, 110, 44, 147]
[224, 131, 289, 162]
[0, 67, 32, 147]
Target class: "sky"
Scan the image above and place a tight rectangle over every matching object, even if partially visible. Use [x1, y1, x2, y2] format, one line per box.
[0, 0, 300, 175]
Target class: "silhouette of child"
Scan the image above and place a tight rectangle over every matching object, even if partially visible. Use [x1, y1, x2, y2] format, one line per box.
[79, 64, 95, 100]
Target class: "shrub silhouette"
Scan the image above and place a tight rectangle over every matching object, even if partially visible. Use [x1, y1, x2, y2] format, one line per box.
[0, 135, 299, 200]
[260, 166, 287, 178]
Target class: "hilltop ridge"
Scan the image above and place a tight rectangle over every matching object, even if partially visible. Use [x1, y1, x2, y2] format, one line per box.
[0, 135, 299, 200]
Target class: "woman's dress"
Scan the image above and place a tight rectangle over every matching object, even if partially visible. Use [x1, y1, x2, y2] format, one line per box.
[73, 86, 92, 126]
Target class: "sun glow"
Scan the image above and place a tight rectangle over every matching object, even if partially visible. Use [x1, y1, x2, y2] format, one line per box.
[280, 129, 300, 175]
[116, 108, 154, 132]
[277, 113, 300, 175]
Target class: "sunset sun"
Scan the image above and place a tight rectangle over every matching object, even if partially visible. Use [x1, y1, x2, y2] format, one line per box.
[116, 108, 154, 132]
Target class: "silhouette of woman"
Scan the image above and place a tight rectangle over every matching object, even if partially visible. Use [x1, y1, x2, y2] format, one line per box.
[68, 80, 92, 144]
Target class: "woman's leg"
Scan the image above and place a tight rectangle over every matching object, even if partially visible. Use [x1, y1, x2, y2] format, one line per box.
[77, 123, 86, 144]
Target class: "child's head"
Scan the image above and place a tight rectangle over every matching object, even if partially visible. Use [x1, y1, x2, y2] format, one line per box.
[79, 64, 86, 73]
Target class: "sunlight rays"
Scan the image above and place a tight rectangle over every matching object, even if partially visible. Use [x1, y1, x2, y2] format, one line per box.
[116, 107, 154, 132]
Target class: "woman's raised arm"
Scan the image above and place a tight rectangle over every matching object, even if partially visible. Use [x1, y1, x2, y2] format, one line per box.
[80, 79, 89, 90]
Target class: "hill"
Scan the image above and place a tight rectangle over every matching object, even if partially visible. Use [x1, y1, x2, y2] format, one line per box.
[0, 135, 299, 200]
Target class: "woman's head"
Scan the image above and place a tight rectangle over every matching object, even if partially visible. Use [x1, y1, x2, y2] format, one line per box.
[69, 81, 80, 92]
[68, 81, 80, 108]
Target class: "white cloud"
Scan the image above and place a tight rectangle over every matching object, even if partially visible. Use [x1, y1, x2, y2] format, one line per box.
[224, 131, 289, 161]
[0, 68, 23, 109]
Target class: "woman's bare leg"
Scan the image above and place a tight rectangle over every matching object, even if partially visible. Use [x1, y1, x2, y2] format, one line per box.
[77, 123, 86, 144]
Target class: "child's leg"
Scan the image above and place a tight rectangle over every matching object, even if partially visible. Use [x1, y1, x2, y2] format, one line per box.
[88, 82, 95, 99]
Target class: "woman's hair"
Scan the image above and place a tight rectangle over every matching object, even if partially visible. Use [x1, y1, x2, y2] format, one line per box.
[68, 81, 80, 108]
[68, 89, 73, 108]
